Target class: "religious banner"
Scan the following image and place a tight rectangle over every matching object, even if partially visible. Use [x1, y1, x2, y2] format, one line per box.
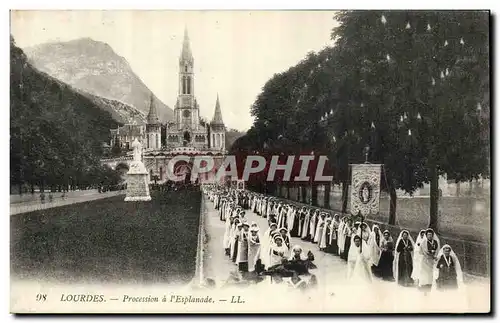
[350, 164, 382, 216]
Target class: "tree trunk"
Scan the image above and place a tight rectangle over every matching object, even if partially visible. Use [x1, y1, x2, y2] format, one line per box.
[429, 164, 439, 232]
[324, 183, 331, 209]
[341, 181, 349, 214]
[301, 186, 307, 204]
[388, 186, 397, 225]
[311, 184, 318, 206]
[30, 183, 35, 194]
[456, 182, 461, 197]
[18, 183, 23, 196]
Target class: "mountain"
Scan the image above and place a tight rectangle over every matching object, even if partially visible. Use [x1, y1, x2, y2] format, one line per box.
[23, 37, 173, 123]
[76, 89, 146, 124]
[10, 35, 120, 191]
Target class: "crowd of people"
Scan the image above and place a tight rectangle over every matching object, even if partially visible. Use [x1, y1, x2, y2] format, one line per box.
[203, 185, 464, 293]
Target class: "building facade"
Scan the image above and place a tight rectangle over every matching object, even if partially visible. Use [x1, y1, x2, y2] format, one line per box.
[105, 28, 226, 183]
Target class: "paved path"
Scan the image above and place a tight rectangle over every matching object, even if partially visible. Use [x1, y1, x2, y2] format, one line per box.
[198, 194, 490, 312]
[201, 195, 350, 287]
[10, 190, 125, 215]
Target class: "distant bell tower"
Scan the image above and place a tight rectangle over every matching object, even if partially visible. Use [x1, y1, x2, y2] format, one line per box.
[146, 94, 161, 150]
[210, 94, 225, 151]
[174, 27, 200, 135]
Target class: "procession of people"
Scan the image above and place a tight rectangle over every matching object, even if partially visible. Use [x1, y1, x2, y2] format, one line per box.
[204, 185, 464, 293]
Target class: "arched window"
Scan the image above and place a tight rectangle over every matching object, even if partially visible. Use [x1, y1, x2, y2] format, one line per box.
[182, 76, 187, 94]
[185, 65, 188, 72]
[186, 76, 191, 94]
[150, 169, 153, 180]
[212, 134, 216, 147]
[156, 134, 159, 148]
[159, 167, 163, 180]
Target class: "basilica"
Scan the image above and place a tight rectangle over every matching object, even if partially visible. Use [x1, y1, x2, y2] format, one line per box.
[106, 28, 226, 183]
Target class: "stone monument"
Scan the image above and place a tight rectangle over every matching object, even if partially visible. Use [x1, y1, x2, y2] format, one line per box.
[124, 139, 151, 202]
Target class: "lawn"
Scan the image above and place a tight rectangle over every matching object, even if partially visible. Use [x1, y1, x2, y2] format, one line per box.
[10, 190, 202, 284]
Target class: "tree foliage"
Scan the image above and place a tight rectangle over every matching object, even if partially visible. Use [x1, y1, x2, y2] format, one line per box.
[10, 36, 122, 192]
[233, 11, 489, 229]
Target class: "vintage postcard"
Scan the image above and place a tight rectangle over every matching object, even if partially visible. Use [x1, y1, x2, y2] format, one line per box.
[9, 10, 491, 314]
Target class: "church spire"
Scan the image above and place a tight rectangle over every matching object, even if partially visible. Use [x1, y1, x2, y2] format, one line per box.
[147, 93, 159, 124]
[211, 93, 224, 125]
[180, 26, 193, 63]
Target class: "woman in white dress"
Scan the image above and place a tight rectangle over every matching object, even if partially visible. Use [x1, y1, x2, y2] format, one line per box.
[368, 225, 382, 276]
[347, 235, 372, 283]
[418, 228, 441, 293]
[411, 229, 426, 283]
[269, 234, 289, 268]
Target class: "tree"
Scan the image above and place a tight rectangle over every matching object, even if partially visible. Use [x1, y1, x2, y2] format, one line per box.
[331, 11, 489, 230]
[10, 35, 120, 192]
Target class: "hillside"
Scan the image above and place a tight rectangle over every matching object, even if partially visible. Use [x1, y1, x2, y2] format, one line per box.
[24, 37, 173, 122]
[76, 89, 146, 124]
[225, 128, 246, 150]
[10, 35, 120, 192]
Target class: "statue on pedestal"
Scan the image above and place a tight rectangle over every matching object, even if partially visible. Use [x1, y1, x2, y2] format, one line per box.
[132, 138, 142, 162]
[124, 138, 151, 202]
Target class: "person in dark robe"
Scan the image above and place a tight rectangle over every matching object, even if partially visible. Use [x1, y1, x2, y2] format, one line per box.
[296, 207, 306, 238]
[327, 214, 340, 255]
[231, 222, 243, 263]
[378, 230, 395, 281]
[288, 206, 301, 237]
[341, 219, 353, 261]
[394, 230, 415, 287]
[434, 244, 463, 291]
[237, 221, 250, 272]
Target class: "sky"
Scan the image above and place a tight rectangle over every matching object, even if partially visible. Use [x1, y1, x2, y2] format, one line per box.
[10, 10, 338, 131]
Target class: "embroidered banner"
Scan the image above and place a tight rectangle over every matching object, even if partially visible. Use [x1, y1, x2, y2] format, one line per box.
[350, 164, 382, 216]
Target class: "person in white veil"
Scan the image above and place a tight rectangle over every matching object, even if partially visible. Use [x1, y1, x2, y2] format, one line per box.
[319, 215, 332, 251]
[368, 225, 382, 277]
[223, 214, 235, 256]
[278, 227, 292, 249]
[314, 212, 326, 244]
[309, 210, 319, 242]
[301, 209, 311, 240]
[357, 222, 371, 243]
[411, 229, 426, 284]
[337, 217, 346, 256]
[418, 228, 441, 293]
[347, 235, 372, 283]
[394, 230, 415, 287]
[269, 234, 289, 268]
[432, 244, 464, 291]
[248, 223, 262, 275]
[261, 222, 278, 269]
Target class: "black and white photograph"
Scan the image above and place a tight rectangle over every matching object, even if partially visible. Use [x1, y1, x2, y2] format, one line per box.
[9, 9, 491, 314]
